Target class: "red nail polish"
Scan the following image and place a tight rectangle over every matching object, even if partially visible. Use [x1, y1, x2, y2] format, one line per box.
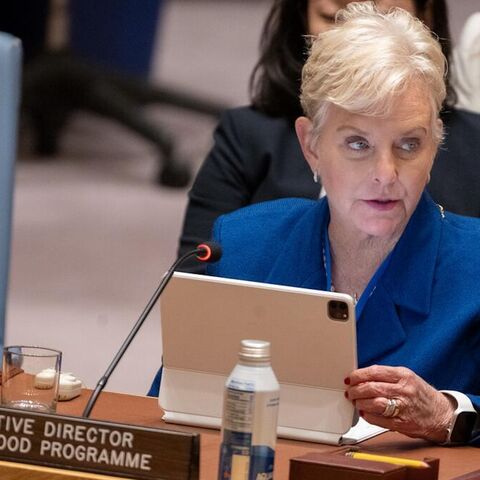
[344, 377, 350, 385]
[359, 410, 364, 417]
[344, 391, 349, 399]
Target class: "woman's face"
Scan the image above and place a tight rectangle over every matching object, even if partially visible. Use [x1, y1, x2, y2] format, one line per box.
[296, 83, 439, 241]
[307, 0, 417, 35]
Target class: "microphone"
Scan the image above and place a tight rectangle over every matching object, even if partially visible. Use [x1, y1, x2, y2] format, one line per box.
[82, 241, 222, 417]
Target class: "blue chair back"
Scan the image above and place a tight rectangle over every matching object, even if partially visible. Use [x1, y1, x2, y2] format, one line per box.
[0, 32, 21, 349]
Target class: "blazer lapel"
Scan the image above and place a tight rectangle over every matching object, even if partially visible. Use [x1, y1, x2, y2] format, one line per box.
[357, 284, 406, 366]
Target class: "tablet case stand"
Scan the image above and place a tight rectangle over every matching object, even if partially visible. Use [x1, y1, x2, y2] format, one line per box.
[159, 272, 386, 445]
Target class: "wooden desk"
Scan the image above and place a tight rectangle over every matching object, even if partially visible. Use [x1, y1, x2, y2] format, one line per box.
[58, 390, 480, 480]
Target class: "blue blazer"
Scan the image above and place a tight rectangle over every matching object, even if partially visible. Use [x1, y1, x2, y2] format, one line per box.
[208, 192, 480, 421]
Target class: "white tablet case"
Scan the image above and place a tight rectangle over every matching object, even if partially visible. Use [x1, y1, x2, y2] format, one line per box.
[159, 272, 385, 445]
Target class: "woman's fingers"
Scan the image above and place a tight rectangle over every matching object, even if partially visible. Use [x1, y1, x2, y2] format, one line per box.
[346, 365, 417, 404]
[361, 411, 404, 431]
[347, 380, 408, 401]
[347, 364, 412, 385]
[354, 396, 400, 417]
[344, 365, 455, 442]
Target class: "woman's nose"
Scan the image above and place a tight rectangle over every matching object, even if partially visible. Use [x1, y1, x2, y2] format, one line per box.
[373, 152, 398, 185]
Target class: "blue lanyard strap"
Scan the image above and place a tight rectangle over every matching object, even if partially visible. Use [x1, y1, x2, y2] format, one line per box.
[322, 225, 334, 293]
[322, 224, 393, 319]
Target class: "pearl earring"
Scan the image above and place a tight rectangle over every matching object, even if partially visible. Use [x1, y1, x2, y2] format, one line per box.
[313, 170, 319, 183]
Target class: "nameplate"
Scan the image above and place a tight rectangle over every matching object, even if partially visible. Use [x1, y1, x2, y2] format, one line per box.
[0, 406, 199, 479]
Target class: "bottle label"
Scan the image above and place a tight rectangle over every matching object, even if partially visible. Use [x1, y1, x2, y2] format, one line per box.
[223, 384, 255, 432]
[218, 379, 278, 480]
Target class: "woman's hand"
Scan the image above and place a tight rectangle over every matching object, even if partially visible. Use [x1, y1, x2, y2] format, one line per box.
[345, 365, 455, 443]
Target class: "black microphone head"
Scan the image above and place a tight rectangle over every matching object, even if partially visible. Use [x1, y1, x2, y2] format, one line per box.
[196, 241, 222, 263]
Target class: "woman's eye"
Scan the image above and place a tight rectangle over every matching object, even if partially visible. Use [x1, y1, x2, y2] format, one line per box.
[320, 14, 335, 24]
[399, 138, 420, 152]
[314, 9, 335, 23]
[346, 137, 369, 151]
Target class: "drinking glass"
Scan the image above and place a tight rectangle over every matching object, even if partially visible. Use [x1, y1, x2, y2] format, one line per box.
[1, 346, 62, 413]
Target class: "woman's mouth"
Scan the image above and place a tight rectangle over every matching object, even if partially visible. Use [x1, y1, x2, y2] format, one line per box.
[364, 199, 399, 211]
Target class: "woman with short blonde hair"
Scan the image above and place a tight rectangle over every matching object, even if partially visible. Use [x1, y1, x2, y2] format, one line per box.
[209, 2, 480, 444]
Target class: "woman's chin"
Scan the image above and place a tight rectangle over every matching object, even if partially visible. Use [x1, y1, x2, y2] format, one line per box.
[355, 219, 404, 239]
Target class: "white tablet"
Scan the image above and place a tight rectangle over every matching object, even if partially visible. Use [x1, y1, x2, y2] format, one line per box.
[159, 272, 385, 444]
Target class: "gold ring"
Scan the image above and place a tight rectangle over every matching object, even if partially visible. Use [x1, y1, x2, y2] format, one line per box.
[382, 398, 400, 417]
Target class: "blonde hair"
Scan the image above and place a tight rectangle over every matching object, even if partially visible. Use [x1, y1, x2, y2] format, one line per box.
[300, 2, 446, 144]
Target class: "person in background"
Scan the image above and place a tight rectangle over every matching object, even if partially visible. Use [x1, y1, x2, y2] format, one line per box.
[452, 12, 480, 114]
[209, 1, 480, 444]
[177, 0, 480, 273]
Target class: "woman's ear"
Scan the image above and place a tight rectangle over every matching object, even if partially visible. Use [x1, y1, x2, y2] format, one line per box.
[295, 116, 319, 173]
[436, 117, 444, 140]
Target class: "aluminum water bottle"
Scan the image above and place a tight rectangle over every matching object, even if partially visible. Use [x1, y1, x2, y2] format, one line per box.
[218, 339, 280, 480]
